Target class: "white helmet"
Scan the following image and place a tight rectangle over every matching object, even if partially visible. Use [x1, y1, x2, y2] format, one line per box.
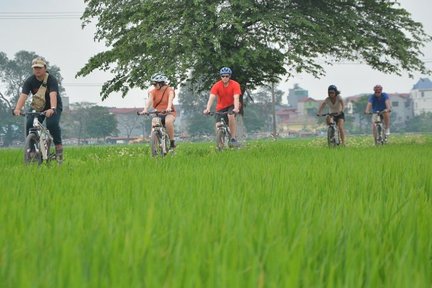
[150, 72, 169, 83]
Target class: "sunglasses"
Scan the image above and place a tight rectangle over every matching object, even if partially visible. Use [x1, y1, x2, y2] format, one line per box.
[221, 75, 230, 78]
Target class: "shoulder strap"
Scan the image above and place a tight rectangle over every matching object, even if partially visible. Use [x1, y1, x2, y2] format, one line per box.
[42, 73, 49, 87]
[154, 86, 168, 109]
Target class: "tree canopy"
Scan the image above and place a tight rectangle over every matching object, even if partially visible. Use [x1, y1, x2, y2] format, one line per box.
[0, 51, 65, 146]
[78, 0, 431, 100]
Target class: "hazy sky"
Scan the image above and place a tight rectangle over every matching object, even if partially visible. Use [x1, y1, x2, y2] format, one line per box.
[1, 0, 431, 107]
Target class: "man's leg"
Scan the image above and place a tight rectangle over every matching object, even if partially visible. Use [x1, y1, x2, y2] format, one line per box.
[46, 111, 63, 162]
[383, 111, 390, 135]
[228, 114, 237, 140]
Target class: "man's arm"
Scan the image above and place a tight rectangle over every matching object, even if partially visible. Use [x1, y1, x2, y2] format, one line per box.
[233, 94, 240, 113]
[13, 93, 28, 116]
[364, 102, 372, 114]
[204, 94, 216, 113]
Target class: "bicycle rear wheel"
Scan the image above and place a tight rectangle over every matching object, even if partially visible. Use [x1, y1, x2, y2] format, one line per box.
[216, 129, 226, 151]
[24, 133, 42, 165]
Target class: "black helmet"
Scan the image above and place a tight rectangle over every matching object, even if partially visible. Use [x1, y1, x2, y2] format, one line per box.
[328, 85, 337, 92]
[328, 85, 340, 95]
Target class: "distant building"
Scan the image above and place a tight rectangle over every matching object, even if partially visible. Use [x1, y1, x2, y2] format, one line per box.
[389, 93, 412, 126]
[411, 78, 432, 116]
[297, 97, 320, 116]
[287, 84, 308, 109]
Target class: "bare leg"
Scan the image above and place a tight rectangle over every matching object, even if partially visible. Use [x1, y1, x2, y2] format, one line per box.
[165, 114, 175, 140]
[337, 119, 345, 145]
[228, 114, 237, 139]
[383, 111, 390, 131]
[372, 123, 377, 142]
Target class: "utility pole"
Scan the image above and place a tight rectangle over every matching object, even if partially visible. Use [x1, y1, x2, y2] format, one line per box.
[271, 82, 277, 138]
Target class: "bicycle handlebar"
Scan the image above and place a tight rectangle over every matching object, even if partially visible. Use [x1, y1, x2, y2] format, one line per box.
[204, 111, 237, 116]
[12, 110, 46, 117]
[364, 109, 390, 115]
[137, 110, 171, 116]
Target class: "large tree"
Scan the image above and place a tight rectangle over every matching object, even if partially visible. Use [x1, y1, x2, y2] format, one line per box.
[0, 51, 65, 146]
[78, 0, 431, 100]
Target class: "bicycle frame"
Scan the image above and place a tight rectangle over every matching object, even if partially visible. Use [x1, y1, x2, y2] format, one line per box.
[370, 111, 387, 145]
[22, 111, 56, 164]
[318, 113, 340, 147]
[206, 111, 232, 150]
[138, 110, 171, 156]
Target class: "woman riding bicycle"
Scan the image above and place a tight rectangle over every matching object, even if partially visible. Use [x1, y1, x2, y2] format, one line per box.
[203, 67, 241, 147]
[139, 72, 176, 150]
[317, 85, 346, 145]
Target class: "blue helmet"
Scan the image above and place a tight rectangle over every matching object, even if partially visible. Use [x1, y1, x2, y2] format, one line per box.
[219, 67, 232, 75]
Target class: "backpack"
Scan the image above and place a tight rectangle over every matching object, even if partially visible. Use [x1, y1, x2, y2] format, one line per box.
[31, 73, 49, 112]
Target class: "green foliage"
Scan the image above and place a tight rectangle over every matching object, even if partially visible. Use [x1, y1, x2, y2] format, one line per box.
[78, 0, 431, 100]
[405, 112, 432, 132]
[1, 137, 432, 287]
[62, 102, 118, 141]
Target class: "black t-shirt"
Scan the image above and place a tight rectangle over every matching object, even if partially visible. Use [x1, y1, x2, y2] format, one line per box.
[22, 73, 63, 111]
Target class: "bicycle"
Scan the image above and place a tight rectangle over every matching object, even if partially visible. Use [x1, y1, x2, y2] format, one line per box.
[204, 111, 237, 151]
[18, 110, 56, 165]
[137, 111, 171, 157]
[367, 110, 388, 145]
[317, 112, 340, 147]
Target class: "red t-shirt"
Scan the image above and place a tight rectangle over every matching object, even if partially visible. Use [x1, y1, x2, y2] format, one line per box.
[210, 80, 242, 111]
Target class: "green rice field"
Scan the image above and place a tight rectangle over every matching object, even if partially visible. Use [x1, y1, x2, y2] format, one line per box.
[1, 135, 431, 287]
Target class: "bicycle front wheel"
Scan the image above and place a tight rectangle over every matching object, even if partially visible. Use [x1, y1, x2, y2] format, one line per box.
[376, 124, 384, 145]
[150, 130, 162, 157]
[327, 127, 336, 148]
[24, 133, 42, 165]
[216, 129, 226, 151]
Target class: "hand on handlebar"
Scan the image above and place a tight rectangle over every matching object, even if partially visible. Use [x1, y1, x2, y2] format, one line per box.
[203, 108, 210, 115]
[13, 109, 21, 116]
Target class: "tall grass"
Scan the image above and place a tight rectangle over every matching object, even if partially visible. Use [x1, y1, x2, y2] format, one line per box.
[1, 136, 431, 287]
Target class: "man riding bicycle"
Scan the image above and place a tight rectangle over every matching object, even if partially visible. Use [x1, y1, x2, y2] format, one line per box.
[317, 85, 346, 145]
[139, 72, 177, 150]
[203, 67, 241, 147]
[13, 57, 63, 163]
[364, 84, 391, 140]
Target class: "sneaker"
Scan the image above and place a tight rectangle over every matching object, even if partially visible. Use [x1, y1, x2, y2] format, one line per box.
[228, 138, 241, 148]
[55, 146, 63, 164]
[385, 128, 390, 136]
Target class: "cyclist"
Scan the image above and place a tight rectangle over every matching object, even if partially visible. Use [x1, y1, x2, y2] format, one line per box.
[203, 67, 241, 147]
[364, 84, 391, 139]
[317, 85, 345, 145]
[13, 57, 63, 163]
[139, 72, 176, 150]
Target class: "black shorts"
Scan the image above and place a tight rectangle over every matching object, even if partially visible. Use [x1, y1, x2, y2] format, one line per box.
[215, 105, 235, 124]
[334, 112, 345, 123]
